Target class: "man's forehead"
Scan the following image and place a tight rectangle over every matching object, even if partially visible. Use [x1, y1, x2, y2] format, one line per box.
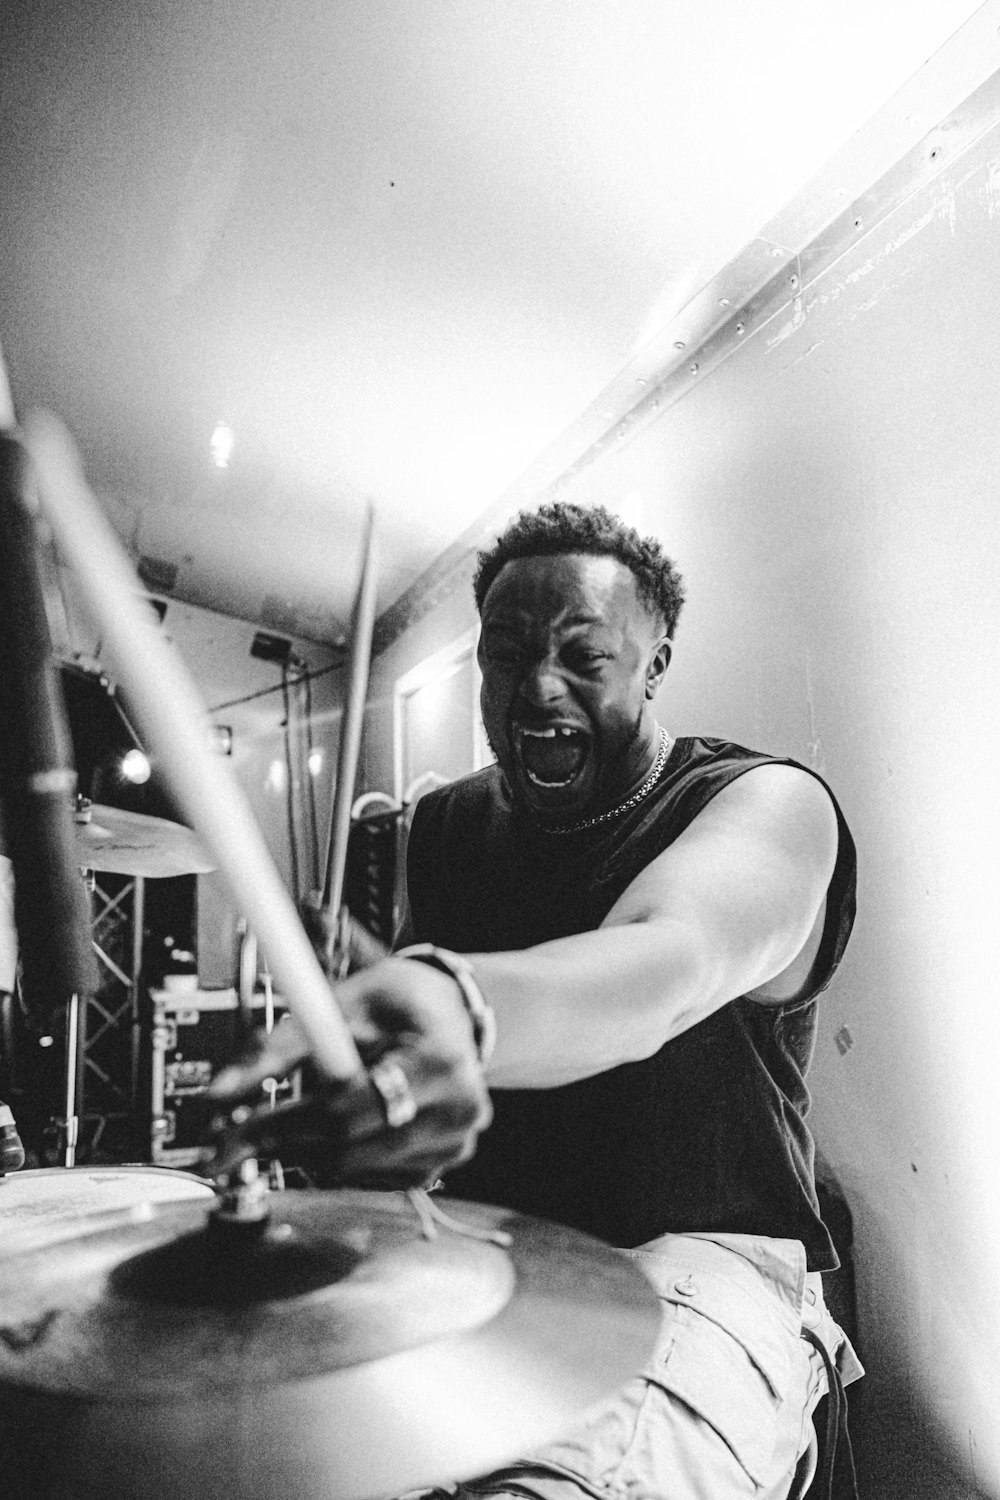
[484, 551, 641, 613]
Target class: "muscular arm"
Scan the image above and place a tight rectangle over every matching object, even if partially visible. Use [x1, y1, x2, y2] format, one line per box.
[465, 764, 839, 1087]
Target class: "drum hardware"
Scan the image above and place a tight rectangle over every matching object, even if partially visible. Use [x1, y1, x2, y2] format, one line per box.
[237, 922, 285, 1134]
[214, 1154, 271, 1226]
[58, 991, 84, 1169]
[0, 1164, 215, 1251]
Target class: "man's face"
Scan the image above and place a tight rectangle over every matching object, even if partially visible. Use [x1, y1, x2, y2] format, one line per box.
[478, 552, 670, 823]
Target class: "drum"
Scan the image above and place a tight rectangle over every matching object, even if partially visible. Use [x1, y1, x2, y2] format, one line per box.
[0, 1165, 215, 1252]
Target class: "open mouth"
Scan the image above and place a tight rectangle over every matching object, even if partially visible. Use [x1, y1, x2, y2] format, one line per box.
[515, 724, 590, 790]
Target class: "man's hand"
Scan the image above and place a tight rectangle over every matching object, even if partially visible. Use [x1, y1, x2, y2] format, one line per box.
[206, 957, 492, 1189]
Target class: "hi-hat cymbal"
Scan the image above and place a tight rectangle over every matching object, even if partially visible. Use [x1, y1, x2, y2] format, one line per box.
[73, 803, 215, 877]
[0, 1187, 660, 1500]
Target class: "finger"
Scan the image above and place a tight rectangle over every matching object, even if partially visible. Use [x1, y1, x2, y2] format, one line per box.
[205, 1093, 348, 1176]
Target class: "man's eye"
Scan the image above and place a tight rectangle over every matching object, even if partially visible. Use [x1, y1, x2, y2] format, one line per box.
[568, 651, 607, 671]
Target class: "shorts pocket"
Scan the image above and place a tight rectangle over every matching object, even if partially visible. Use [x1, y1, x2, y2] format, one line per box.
[501, 1255, 800, 1500]
[641, 1263, 792, 1488]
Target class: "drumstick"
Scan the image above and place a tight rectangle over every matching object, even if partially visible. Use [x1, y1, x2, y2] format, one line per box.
[322, 503, 377, 918]
[23, 410, 363, 1083]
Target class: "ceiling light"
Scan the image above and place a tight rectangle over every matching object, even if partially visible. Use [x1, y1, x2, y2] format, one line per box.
[210, 724, 233, 756]
[210, 423, 234, 469]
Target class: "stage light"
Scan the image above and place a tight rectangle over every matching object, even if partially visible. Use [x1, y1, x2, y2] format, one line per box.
[308, 748, 323, 777]
[120, 748, 152, 784]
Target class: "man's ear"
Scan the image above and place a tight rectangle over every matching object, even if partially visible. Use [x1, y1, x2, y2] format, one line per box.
[645, 637, 672, 699]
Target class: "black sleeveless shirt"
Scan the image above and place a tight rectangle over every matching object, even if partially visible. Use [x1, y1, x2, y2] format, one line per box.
[406, 736, 856, 1271]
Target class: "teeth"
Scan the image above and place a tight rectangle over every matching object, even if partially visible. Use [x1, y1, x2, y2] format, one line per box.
[526, 769, 575, 788]
[516, 724, 586, 792]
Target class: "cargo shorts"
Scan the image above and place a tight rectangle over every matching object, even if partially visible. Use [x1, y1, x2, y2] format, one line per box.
[444, 1232, 863, 1500]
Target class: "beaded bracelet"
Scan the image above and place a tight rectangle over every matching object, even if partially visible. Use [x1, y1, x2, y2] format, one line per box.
[395, 943, 497, 1066]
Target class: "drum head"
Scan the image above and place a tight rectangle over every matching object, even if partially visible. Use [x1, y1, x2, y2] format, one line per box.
[0, 1166, 215, 1252]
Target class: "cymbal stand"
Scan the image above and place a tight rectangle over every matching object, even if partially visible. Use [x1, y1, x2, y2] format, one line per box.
[57, 863, 91, 1169]
[237, 921, 285, 1189]
[215, 1154, 271, 1227]
[260, 956, 280, 1118]
[237, 919, 257, 1045]
[60, 990, 85, 1167]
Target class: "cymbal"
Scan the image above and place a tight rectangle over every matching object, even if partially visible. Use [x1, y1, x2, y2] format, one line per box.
[73, 803, 215, 877]
[0, 1187, 660, 1500]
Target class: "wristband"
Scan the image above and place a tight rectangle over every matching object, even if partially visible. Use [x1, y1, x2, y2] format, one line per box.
[395, 943, 497, 1066]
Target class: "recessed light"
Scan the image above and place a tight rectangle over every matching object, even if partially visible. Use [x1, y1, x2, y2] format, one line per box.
[210, 423, 234, 469]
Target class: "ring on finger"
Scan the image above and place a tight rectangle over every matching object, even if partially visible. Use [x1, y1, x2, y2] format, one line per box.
[368, 1058, 418, 1129]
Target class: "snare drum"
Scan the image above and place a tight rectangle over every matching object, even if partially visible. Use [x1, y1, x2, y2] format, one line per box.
[0, 1165, 215, 1251]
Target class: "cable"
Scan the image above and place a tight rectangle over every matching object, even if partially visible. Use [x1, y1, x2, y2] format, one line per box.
[801, 1328, 859, 1500]
[208, 662, 340, 715]
[302, 669, 321, 894]
[280, 665, 300, 903]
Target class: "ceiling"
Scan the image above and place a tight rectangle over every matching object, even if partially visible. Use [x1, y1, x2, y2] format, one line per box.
[0, 0, 991, 651]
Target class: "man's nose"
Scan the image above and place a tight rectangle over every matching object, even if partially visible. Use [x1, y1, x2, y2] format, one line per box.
[520, 656, 567, 705]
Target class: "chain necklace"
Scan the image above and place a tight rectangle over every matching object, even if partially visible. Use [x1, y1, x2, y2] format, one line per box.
[537, 725, 673, 836]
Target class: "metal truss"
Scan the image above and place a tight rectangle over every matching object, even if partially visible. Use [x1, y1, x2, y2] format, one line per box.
[79, 872, 145, 1158]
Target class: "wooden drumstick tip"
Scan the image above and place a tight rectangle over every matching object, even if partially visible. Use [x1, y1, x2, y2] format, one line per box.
[0, 340, 17, 431]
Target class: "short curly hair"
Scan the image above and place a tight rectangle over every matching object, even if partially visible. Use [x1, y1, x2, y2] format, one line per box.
[473, 501, 685, 636]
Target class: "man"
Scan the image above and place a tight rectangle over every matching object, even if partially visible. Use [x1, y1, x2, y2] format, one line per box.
[214, 500, 861, 1499]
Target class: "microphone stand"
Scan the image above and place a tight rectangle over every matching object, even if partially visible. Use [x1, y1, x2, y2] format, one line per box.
[0, 407, 97, 1168]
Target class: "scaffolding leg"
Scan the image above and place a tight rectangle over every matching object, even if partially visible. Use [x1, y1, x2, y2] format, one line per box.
[130, 875, 145, 1115]
[62, 991, 84, 1168]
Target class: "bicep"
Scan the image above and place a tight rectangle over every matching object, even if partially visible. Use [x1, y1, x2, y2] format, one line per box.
[603, 766, 839, 1013]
